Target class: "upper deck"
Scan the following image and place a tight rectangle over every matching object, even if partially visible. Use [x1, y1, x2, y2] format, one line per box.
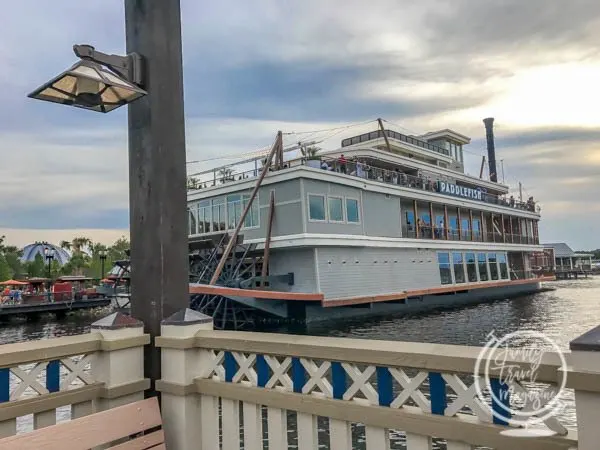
[186, 122, 540, 250]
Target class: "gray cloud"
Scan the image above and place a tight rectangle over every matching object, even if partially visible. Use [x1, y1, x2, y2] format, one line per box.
[425, 0, 600, 58]
[1, 0, 599, 249]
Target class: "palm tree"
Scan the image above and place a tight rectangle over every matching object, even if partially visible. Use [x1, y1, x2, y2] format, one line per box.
[217, 167, 235, 181]
[187, 176, 200, 190]
[59, 240, 72, 251]
[72, 237, 92, 254]
[300, 145, 320, 160]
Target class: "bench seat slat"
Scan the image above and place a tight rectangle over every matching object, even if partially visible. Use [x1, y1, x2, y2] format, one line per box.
[110, 430, 165, 449]
[0, 398, 162, 450]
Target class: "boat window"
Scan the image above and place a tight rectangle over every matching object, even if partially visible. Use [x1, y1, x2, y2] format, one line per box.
[188, 207, 197, 235]
[465, 253, 477, 282]
[212, 198, 226, 231]
[198, 202, 211, 233]
[227, 197, 242, 230]
[488, 253, 499, 280]
[478, 253, 488, 281]
[438, 253, 452, 285]
[346, 199, 360, 223]
[242, 194, 259, 228]
[405, 211, 415, 234]
[472, 218, 481, 240]
[498, 253, 509, 279]
[308, 195, 326, 221]
[461, 218, 471, 240]
[328, 197, 344, 222]
[419, 211, 432, 238]
[448, 215, 458, 239]
[453, 252, 465, 283]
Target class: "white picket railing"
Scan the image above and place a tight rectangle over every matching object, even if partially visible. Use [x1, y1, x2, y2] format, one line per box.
[0, 312, 149, 439]
[156, 310, 593, 450]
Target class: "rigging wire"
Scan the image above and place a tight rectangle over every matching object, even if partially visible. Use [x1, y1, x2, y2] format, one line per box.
[188, 119, 375, 165]
[282, 119, 376, 137]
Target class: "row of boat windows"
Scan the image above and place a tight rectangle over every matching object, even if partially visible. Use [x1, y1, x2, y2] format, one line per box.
[308, 194, 360, 224]
[188, 194, 259, 235]
[406, 210, 534, 237]
[438, 252, 509, 285]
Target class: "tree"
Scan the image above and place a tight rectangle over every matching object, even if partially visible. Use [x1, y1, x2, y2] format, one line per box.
[109, 236, 130, 261]
[0, 254, 11, 281]
[300, 145, 320, 160]
[59, 236, 93, 276]
[187, 176, 200, 190]
[71, 237, 92, 253]
[25, 253, 46, 278]
[4, 251, 23, 279]
[0, 236, 22, 280]
[217, 167, 235, 181]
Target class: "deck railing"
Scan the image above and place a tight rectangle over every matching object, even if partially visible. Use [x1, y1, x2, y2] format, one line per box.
[5, 310, 600, 449]
[341, 129, 451, 157]
[187, 155, 539, 216]
[0, 313, 149, 438]
[155, 310, 600, 450]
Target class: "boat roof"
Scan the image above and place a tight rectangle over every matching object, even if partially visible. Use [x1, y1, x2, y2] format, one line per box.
[543, 243, 575, 258]
[56, 275, 93, 282]
[27, 277, 50, 283]
[418, 129, 472, 145]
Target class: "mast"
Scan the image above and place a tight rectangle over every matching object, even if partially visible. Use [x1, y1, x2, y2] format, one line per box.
[377, 118, 392, 153]
[209, 131, 283, 285]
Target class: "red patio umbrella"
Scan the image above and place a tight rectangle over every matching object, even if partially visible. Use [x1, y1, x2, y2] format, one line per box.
[0, 280, 28, 286]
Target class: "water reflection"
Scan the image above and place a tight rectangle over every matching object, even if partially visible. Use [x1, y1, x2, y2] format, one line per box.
[297, 278, 600, 351]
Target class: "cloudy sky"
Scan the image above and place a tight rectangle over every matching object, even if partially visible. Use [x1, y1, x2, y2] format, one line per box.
[1, 0, 599, 250]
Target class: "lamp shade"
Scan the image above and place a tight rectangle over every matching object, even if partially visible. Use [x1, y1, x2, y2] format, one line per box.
[27, 59, 147, 113]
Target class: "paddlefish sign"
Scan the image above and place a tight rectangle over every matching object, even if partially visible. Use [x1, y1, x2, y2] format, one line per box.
[437, 181, 483, 201]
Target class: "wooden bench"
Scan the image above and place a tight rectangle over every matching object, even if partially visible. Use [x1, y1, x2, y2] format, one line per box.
[0, 397, 165, 449]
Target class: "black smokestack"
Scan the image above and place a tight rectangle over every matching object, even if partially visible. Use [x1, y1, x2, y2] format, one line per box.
[483, 117, 497, 182]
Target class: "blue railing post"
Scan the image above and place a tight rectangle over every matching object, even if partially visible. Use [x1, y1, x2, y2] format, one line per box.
[256, 355, 269, 388]
[46, 360, 60, 393]
[331, 362, 346, 400]
[376, 367, 393, 407]
[0, 368, 9, 403]
[291, 358, 305, 393]
[428, 372, 447, 415]
[224, 352, 237, 383]
[490, 378, 510, 425]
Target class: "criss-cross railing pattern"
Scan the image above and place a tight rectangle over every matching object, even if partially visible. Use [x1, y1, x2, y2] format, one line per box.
[2, 354, 96, 402]
[194, 345, 571, 449]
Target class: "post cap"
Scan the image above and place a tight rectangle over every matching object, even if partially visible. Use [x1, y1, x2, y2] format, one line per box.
[91, 312, 143, 330]
[162, 308, 212, 326]
[570, 325, 600, 352]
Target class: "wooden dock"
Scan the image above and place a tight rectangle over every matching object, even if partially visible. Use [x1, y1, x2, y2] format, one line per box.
[0, 298, 110, 319]
[555, 269, 592, 280]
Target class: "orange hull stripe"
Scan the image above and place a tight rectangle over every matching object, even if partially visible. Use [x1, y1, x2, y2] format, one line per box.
[189, 284, 324, 301]
[189, 276, 553, 307]
[323, 277, 553, 308]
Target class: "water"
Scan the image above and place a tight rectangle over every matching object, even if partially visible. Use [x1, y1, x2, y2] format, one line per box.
[304, 278, 600, 351]
[2, 277, 598, 444]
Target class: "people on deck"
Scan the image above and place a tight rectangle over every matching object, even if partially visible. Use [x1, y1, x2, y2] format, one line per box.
[338, 154, 347, 174]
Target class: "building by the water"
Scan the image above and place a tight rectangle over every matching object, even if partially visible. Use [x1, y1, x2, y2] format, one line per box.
[185, 118, 550, 328]
[543, 242, 594, 271]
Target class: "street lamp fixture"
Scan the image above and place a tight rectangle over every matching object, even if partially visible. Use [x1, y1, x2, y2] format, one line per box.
[28, 44, 147, 113]
[43, 247, 55, 303]
[99, 250, 107, 279]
